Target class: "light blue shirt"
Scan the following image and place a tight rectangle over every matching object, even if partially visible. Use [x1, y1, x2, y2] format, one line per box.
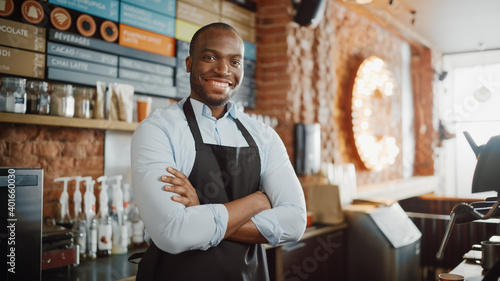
[131, 98, 307, 254]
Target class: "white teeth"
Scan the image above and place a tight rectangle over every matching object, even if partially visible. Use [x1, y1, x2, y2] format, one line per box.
[210, 80, 229, 87]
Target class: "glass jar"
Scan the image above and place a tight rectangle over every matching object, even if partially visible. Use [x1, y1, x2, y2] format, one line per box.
[26, 80, 50, 114]
[0, 77, 27, 113]
[74, 87, 94, 119]
[50, 84, 74, 117]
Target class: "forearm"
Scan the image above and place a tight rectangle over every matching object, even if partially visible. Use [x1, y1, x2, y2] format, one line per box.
[223, 191, 270, 239]
[226, 220, 268, 244]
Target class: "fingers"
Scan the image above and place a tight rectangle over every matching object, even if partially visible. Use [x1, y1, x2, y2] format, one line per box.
[162, 167, 200, 207]
[166, 185, 195, 206]
[167, 167, 188, 180]
[171, 194, 190, 205]
[164, 184, 197, 206]
[163, 184, 190, 197]
[161, 175, 187, 186]
[161, 167, 192, 188]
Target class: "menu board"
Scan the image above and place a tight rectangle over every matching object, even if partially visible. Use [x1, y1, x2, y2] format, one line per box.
[47, 42, 118, 66]
[49, 29, 176, 66]
[0, 45, 45, 79]
[0, 18, 45, 52]
[175, 39, 190, 99]
[48, 0, 119, 21]
[121, 0, 176, 17]
[120, 2, 175, 37]
[0, 0, 256, 103]
[0, 17, 45, 78]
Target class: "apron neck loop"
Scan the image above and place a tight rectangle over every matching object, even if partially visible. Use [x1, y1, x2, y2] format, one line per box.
[183, 97, 258, 148]
[183, 98, 204, 145]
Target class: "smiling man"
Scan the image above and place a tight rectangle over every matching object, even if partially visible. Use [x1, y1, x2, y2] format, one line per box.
[131, 23, 307, 281]
[187, 24, 242, 114]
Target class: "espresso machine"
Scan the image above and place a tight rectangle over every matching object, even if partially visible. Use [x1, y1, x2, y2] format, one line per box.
[437, 132, 500, 280]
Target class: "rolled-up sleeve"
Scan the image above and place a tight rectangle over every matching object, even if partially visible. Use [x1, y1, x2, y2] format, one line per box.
[251, 130, 307, 246]
[131, 118, 228, 254]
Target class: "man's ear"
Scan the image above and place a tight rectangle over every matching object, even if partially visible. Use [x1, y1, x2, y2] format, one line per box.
[186, 56, 192, 73]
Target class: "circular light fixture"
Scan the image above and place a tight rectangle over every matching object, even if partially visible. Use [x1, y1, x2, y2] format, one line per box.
[351, 56, 399, 171]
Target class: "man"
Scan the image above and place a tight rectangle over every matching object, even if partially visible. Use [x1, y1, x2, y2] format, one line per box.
[131, 23, 306, 280]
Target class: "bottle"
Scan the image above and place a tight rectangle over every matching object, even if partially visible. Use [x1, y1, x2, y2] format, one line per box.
[82, 177, 96, 223]
[109, 175, 128, 254]
[26, 80, 50, 114]
[0, 77, 27, 113]
[123, 183, 132, 215]
[88, 218, 98, 259]
[54, 177, 73, 229]
[129, 203, 147, 248]
[72, 176, 87, 260]
[74, 87, 94, 119]
[73, 217, 87, 260]
[96, 176, 112, 257]
[72, 176, 84, 220]
[123, 183, 132, 248]
[82, 177, 97, 259]
[50, 83, 74, 117]
[97, 216, 112, 258]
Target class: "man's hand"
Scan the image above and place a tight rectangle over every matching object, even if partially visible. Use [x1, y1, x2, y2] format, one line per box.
[161, 167, 200, 207]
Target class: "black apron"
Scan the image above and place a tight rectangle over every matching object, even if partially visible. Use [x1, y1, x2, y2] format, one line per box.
[135, 98, 269, 281]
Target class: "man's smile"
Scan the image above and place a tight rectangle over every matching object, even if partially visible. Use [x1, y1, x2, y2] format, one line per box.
[206, 79, 232, 89]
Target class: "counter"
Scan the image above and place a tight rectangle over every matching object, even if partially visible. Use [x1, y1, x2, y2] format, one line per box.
[42, 248, 143, 281]
[267, 223, 348, 281]
[355, 176, 439, 202]
[42, 223, 348, 281]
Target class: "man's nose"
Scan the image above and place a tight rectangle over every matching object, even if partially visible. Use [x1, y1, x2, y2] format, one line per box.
[214, 60, 230, 76]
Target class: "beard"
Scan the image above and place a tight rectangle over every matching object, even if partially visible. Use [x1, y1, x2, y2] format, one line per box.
[189, 73, 239, 107]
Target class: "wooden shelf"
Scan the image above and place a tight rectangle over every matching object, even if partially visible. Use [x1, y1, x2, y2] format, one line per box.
[0, 112, 138, 131]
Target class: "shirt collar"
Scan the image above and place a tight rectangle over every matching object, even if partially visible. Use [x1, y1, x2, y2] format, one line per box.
[183, 98, 238, 120]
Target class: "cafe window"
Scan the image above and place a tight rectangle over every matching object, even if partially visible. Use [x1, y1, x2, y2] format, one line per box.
[439, 49, 500, 197]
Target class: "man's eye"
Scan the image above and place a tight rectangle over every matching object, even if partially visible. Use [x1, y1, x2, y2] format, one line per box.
[204, 55, 215, 60]
[232, 60, 242, 66]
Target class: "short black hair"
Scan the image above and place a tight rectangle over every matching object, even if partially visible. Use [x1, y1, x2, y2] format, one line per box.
[189, 22, 241, 57]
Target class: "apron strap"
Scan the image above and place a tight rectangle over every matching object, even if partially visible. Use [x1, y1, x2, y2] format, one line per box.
[183, 98, 204, 148]
[234, 118, 258, 148]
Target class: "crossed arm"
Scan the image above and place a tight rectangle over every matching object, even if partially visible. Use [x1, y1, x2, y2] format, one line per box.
[162, 167, 271, 244]
[132, 111, 306, 253]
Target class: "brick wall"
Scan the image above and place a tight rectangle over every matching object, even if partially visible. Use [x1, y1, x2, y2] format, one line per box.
[254, 0, 435, 186]
[0, 124, 104, 218]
